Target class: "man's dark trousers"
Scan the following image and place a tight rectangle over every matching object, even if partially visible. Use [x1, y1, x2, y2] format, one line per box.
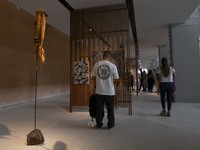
[95, 94, 115, 128]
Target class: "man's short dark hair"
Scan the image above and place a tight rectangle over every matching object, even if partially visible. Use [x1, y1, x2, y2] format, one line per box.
[103, 51, 111, 59]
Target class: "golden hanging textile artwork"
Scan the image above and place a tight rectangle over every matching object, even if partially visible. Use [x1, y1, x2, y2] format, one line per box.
[34, 9, 46, 71]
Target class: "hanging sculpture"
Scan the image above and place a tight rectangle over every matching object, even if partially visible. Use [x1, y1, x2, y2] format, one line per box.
[27, 9, 47, 146]
[34, 9, 46, 71]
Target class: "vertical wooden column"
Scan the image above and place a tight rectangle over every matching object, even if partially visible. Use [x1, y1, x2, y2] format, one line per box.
[70, 12, 74, 112]
[78, 14, 82, 104]
[83, 9, 89, 105]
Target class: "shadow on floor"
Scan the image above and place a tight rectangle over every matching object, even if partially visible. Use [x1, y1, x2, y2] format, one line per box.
[0, 124, 10, 138]
[53, 141, 67, 150]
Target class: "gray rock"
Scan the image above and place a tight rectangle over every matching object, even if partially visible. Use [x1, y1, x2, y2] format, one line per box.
[27, 129, 44, 145]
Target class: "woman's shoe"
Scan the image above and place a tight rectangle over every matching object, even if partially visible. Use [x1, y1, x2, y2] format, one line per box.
[166, 112, 171, 117]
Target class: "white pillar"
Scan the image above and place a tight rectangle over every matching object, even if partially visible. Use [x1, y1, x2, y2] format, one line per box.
[170, 24, 200, 103]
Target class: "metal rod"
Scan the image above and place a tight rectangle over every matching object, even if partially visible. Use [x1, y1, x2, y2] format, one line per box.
[34, 53, 38, 130]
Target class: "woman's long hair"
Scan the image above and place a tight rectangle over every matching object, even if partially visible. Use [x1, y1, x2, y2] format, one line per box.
[161, 57, 170, 77]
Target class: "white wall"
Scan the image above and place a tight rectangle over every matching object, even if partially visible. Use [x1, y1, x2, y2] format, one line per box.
[148, 57, 159, 72]
[159, 45, 170, 65]
[8, 0, 71, 36]
[152, 57, 159, 69]
[171, 25, 200, 103]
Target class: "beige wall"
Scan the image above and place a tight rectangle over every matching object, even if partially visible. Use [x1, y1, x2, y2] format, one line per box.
[0, 0, 70, 107]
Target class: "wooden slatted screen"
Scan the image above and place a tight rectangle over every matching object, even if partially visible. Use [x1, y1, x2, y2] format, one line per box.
[70, 4, 132, 115]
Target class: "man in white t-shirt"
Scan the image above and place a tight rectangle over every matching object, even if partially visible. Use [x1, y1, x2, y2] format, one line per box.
[92, 51, 119, 129]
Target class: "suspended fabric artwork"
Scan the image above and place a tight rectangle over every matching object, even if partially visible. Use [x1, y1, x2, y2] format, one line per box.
[74, 61, 89, 84]
[34, 9, 46, 72]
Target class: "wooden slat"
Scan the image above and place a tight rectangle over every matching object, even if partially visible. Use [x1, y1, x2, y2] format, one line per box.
[111, 6, 116, 50]
[93, 37, 96, 51]
[116, 33, 120, 50]
[102, 34, 105, 50]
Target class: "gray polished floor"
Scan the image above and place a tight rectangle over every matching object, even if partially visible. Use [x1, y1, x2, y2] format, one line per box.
[0, 91, 200, 150]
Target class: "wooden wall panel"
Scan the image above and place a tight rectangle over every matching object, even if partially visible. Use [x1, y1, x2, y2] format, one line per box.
[70, 4, 132, 115]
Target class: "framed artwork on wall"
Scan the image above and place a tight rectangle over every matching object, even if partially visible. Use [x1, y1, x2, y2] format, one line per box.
[74, 61, 89, 84]
[92, 50, 125, 77]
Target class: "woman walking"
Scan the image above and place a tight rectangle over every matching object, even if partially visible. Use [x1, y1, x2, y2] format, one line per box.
[157, 57, 175, 117]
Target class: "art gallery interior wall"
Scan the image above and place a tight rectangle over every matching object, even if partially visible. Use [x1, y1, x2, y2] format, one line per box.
[0, 0, 70, 107]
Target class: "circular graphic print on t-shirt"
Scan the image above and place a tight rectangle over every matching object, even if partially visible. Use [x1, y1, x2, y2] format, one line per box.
[97, 65, 111, 80]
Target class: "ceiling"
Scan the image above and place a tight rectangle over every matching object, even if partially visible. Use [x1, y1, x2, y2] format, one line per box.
[8, 0, 200, 68]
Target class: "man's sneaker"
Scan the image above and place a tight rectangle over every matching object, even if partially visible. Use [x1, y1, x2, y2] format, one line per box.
[107, 125, 115, 130]
[95, 125, 102, 129]
[160, 110, 166, 116]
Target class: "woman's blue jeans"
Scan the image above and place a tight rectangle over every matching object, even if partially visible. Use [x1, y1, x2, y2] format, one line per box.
[160, 82, 174, 111]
